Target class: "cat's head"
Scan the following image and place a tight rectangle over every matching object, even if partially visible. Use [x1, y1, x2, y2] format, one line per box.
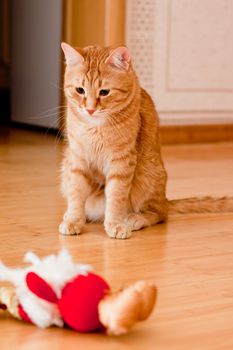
[61, 43, 138, 125]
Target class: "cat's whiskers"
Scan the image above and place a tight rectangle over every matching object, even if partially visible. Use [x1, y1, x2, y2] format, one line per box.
[17, 106, 68, 124]
[29, 109, 67, 121]
[37, 105, 68, 116]
[44, 113, 66, 144]
[49, 82, 65, 93]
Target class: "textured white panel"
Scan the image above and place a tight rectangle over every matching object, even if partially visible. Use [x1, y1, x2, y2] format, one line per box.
[126, 0, 233, 125]
[125, 0, 155, 96]
[168, 0, 233, 90]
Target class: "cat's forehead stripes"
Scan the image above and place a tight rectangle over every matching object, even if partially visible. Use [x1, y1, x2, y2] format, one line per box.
[83, 46, 112, 66]
[86, 70, 100, 87]
[82, 46, 112, 86]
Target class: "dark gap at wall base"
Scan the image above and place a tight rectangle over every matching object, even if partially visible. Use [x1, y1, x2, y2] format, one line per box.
[8, 121, 62, 138]
[0, 89, 10, 124]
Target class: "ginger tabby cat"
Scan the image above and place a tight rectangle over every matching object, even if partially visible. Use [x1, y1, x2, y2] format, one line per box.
[59, 43, 233, 239]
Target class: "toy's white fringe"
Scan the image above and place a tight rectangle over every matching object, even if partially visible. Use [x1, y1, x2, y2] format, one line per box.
[0, 250, 91, 328]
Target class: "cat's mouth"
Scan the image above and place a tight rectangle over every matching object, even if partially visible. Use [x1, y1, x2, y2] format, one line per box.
[85, 108, 96, 116]
[82, 108, 106, 118]
[77, 108, 106, 125]
[83, 108, 98, 118]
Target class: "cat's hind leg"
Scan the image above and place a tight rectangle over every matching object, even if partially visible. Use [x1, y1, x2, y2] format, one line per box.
[125, 198, 168, 231]
[125, 212, 160, 231]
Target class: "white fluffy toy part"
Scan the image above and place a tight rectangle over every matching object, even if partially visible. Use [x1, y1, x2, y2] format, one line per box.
[0, 250, 91, 328]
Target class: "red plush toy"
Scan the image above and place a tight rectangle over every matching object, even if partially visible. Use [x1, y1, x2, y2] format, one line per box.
[0, 250, 156, 335]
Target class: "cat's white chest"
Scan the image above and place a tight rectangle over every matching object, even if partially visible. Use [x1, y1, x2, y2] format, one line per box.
[86, 135, 107, 172]
[69, 124, 111, 180]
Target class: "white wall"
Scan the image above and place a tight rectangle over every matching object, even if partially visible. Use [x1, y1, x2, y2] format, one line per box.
[11, 0, 62, 128]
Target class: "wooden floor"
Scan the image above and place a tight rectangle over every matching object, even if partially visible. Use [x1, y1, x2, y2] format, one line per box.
[0, 127, 233, 350]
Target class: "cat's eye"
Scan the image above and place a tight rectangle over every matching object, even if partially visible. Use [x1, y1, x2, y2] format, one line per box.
[99, 89, 110, 97]
[76, 87, 85, 95]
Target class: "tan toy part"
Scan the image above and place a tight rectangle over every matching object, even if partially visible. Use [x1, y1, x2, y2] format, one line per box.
[98, 281, 157, 335]
[0, 287, 20, 319]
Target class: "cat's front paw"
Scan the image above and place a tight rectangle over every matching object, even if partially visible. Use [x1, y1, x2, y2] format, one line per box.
[59, 218, 85, 235]
[104, 221, 132, 239]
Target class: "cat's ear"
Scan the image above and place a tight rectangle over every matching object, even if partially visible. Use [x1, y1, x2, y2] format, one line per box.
[61, 42, 84, 67]
[105, 46, 131, 70]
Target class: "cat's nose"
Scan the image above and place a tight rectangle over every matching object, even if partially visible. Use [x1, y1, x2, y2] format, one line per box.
[86, 108, 96, 115]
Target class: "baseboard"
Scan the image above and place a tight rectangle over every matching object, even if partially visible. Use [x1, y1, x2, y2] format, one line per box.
[4, 121, 233, 145]
[160, 124, 233, 144]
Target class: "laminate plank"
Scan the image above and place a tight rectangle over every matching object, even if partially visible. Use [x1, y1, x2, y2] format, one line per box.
[0, 128, 232, 349]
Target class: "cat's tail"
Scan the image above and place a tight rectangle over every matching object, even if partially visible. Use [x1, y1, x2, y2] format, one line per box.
[85, 192, 233, 222]
[168, 196, 233, 215]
